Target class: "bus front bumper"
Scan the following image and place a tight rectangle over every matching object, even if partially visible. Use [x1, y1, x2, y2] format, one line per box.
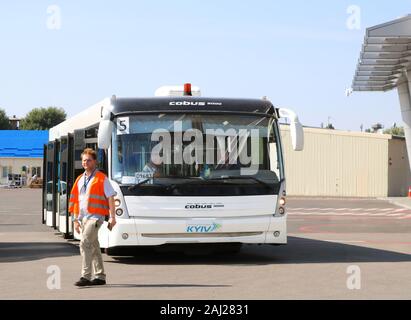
[104, 215, 287, 248]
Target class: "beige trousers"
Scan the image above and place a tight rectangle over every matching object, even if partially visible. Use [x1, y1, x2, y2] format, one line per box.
[80, 218, 106, 281]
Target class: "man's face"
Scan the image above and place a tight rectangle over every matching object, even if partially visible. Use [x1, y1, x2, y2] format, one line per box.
[82, 154, 96, 171]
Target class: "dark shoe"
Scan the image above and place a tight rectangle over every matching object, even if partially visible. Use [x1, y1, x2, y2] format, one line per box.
[75, 277, 92, 287]
[90, 278, 106, 286]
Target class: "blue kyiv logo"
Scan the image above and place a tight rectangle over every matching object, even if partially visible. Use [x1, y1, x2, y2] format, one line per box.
[186, 222, 222, 233]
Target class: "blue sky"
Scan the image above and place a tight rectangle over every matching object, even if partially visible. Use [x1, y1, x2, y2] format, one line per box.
[0, 1, 410, 131]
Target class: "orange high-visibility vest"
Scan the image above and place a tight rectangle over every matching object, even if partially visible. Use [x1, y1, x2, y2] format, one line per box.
[68, 171, 110, 216]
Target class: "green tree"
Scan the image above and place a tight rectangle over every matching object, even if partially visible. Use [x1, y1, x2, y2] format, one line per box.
[20, 107, 66, 130]
[383, 125, 404, 137]
[0, 108, 11, 129]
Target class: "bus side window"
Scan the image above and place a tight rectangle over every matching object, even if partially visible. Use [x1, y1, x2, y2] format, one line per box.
[97, 149, 108, 174]
[269, 142, 280, 176]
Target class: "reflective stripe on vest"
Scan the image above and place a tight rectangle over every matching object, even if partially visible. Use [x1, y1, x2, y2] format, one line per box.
[88, 194, 107, 201]
[88, 203, 110, 210]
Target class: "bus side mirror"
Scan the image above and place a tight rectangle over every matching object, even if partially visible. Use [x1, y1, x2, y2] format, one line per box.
[278, 108, 304, 151]
[98, 107, 113, 149]
[98, 120, 113, 149]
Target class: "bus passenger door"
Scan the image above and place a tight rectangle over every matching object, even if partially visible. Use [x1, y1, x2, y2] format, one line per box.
[58, 136, 70, 238]
[45, 141, 57, 228]
[42, 144, 47, 224]
[54, 140, 60, 230]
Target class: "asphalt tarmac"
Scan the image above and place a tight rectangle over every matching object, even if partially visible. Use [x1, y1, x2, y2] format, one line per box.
[0, 189, 410, 299]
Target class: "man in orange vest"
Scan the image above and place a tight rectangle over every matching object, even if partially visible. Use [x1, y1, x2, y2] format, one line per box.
[69, 148, 117, 286]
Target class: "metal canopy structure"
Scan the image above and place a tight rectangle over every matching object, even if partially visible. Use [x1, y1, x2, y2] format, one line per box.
[351, 15, 411, 175]
[352, 15, 411, 92]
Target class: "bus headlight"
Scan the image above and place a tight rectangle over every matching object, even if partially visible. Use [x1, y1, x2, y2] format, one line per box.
[279, 207, 285, 215]
[115, 208, 123, 216]
[279, 197, 286, 206]
[114, 199, 121, 207]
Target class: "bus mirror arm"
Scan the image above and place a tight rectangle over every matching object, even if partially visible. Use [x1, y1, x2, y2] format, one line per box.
[278, 108, 304, 151]
[98, 107, 114, 150]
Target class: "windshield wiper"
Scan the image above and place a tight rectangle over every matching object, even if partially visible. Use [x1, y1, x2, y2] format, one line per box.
[205, 175, 273, 189]
[165, 175, 274, 191]
[165, 177, 205, 191]
[128, 177, 203, 191]
[128, 179, 157, 191]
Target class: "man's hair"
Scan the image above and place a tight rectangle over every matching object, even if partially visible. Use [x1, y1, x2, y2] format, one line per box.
[81, 148, 97, 160]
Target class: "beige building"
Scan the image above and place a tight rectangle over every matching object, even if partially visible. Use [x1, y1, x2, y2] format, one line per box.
[0, 130, 47, 186]
[0, 158, 43, 185]
[280, 125, 411, 197]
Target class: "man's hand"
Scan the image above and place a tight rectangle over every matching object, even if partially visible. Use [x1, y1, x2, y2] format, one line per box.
[108, 196, 117, 230]
[74, 220, 81, 234]
[108, 216, 116, 229]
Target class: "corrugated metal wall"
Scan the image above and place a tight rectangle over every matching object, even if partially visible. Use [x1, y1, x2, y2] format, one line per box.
[280, 125, 395, 197]
[388, 137, 411, 196]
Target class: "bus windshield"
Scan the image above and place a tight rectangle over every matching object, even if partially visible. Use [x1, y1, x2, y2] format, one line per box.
[111, 113, 284, 195]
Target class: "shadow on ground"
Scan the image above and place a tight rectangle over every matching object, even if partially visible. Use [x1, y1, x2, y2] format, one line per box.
[77, 283, 231, 289]
[1, 236, 410, 265]
[0, 242, 78, 263]
[107, 236, 411, 266]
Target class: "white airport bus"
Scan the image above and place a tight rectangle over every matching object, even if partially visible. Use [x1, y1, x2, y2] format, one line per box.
[42, 84, 303, 254]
